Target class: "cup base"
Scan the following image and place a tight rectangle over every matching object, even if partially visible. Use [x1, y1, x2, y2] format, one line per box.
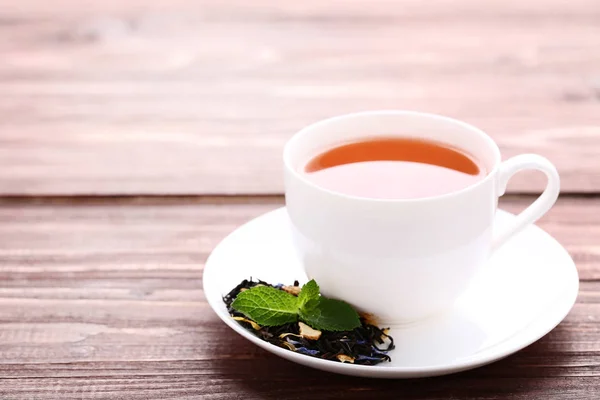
[375, 303, 456, 328]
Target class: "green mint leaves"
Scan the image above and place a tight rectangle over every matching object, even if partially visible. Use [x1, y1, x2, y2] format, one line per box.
[231, 280, 361, 331]
[299, 297, 361, 332]
[230, 285, 299, 326]
[297, 279, 319, 308]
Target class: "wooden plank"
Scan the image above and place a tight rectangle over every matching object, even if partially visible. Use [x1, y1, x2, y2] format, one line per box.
[0, 0, 599, 195]
[0, 196, 597, 279]
[0, 197, 598, 398]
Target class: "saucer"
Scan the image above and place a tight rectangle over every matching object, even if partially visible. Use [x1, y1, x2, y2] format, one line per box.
[204, 207, 579, 378]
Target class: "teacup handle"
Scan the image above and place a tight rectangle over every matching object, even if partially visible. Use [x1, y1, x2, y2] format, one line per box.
[492, 154, 560, 251]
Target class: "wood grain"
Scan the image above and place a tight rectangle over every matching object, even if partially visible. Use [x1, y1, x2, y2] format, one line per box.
[0, 0, 599, 195]
[0, 197, 598, 399]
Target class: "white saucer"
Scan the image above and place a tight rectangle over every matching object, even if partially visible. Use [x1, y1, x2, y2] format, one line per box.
[204, 207, 579, 378]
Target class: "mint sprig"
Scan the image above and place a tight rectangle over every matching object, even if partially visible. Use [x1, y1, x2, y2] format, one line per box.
[231, 279, 361, 331]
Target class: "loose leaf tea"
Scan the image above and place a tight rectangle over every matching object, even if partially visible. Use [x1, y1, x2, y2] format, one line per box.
[224, 279, 395, 366]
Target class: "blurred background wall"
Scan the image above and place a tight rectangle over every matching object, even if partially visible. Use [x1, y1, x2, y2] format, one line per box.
[2, 0, 599, 196]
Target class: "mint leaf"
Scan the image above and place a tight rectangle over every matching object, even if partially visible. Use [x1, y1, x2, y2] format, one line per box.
[299, 297, 361, 331]
[232, 286, 299, 326]
[298, 279, 320, 308]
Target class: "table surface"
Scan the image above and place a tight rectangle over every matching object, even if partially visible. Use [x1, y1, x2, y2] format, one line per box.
[1, 0, 599, 399]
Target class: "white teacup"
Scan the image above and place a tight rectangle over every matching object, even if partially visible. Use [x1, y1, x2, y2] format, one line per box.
[283, 111, 559, 323]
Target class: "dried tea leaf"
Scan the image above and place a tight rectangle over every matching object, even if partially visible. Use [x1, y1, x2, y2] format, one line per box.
[279, 332, 304, 339]
[337, 354, 355, 363]
[282, 285, 301, 296]
[298, 321, 322, 340]
[232, 316, 261, 330]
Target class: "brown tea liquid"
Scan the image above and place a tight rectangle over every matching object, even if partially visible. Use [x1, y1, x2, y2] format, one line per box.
[303, 137, 486, 199]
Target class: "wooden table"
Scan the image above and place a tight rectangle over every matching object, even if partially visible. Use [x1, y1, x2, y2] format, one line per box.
[1, 0, 599, 398]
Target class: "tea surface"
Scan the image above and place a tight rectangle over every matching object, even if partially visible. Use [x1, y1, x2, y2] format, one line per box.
[303, 137, 486, 199]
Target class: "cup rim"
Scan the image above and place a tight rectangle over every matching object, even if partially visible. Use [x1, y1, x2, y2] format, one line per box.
[283, 110, 502, 203]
